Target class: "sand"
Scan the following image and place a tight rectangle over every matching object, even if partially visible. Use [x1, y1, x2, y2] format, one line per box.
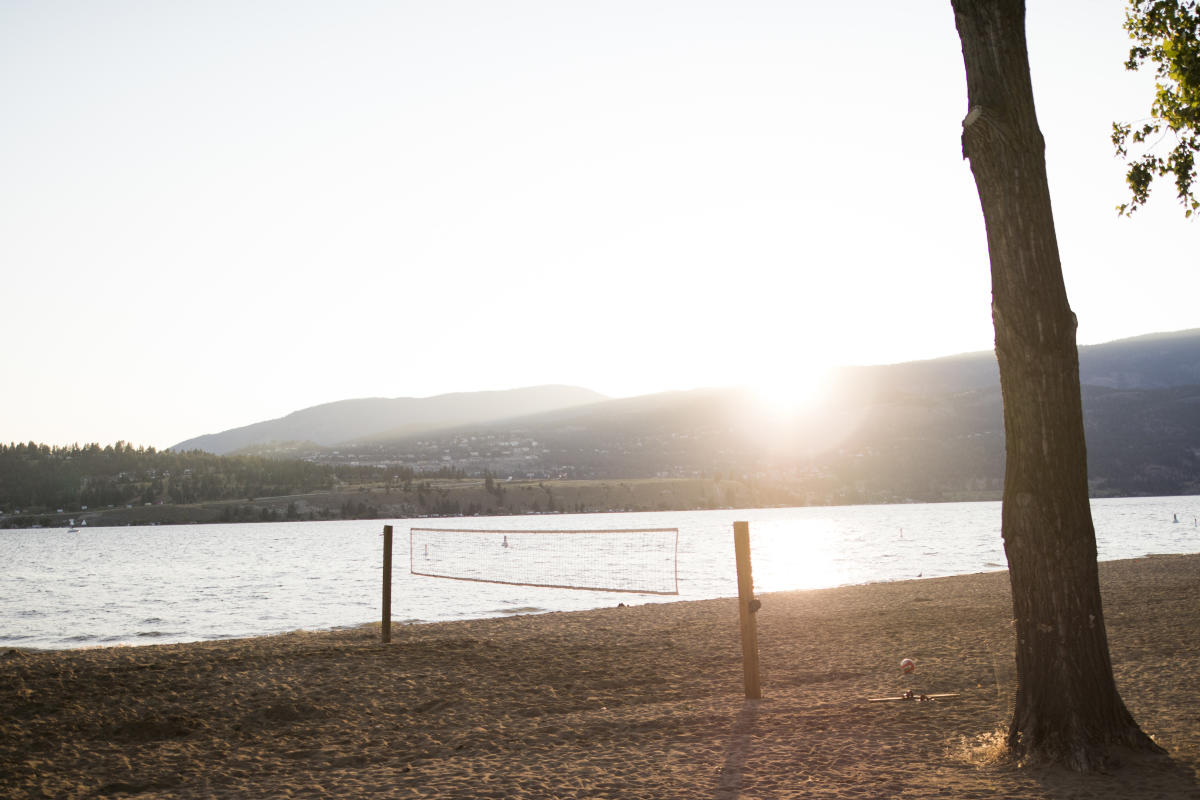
[3, 554, 1199, 799]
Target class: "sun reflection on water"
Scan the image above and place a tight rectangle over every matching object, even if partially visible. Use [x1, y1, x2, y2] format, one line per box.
[748, 517, 846, 592]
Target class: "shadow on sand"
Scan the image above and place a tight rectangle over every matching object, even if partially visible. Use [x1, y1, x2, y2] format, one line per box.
[713, 700, 760, 800]
[1026, 749, 1200, 799]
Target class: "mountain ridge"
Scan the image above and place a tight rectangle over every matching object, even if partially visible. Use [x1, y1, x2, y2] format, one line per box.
[171, 385, 608, 455]
[172, 329, 1200, 460]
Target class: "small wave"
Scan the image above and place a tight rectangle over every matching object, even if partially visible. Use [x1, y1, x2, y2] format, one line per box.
[983, 562, 1006, 568]
[492, 606, 544, 615]
[134, 630, 178, 639]
[140, 617, 165, 625]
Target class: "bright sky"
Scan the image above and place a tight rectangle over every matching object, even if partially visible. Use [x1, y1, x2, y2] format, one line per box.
[2, 0, 1196, 449]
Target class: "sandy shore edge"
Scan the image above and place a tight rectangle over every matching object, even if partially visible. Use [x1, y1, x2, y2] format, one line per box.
[3, 554, 1199, 799]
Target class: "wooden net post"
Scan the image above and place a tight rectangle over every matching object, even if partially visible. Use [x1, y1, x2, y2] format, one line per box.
[382, 525, 393, 644]
[733, 521, 761, 698]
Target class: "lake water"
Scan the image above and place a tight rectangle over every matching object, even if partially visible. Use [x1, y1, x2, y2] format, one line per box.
[2, 496, 1197, 650]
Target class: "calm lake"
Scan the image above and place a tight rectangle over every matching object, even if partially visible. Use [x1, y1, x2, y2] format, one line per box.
[3, 496, 1197, 650]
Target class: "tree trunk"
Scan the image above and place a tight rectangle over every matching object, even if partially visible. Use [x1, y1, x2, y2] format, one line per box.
[950, 0, 1162, 769]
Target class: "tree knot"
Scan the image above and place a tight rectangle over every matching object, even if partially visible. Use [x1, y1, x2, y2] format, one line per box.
[961, 104, 1038, 159]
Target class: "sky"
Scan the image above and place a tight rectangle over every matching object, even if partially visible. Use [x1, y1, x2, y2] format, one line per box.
[2, 0, 1197, 449]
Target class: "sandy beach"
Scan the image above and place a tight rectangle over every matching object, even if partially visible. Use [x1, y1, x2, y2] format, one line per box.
[3, 554, 1199, 799]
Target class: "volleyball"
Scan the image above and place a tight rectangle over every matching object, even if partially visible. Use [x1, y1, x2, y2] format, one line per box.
[900, 658, 916, 674]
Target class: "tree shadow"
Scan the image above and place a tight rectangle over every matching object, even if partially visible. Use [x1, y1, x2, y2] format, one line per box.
[713, 699, 760, 800]
[1026, 750, 1200, 799]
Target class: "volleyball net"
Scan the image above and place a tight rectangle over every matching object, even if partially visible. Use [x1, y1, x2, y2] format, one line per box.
[409, 527, 679, 595]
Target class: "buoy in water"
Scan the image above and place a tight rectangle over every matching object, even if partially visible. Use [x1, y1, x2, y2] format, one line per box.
[901, 658, 916, 674]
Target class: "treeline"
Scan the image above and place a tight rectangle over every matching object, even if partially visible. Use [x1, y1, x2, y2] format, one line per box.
[0, 442, 334, 512]
[0, 441, 466, 516]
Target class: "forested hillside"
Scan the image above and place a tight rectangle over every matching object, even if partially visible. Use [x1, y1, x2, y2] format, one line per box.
[0, 442, 336, 513]
[6, 330, 1200, 528]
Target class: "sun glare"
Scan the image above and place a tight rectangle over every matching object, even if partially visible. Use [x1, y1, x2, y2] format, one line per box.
[747, 366, 832, 421]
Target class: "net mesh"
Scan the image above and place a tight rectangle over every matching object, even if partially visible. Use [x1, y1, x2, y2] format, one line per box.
[409, 527, 679, 595]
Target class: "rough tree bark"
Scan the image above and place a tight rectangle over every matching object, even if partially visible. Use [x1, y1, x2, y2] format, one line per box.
[950, 0, 1163, 769]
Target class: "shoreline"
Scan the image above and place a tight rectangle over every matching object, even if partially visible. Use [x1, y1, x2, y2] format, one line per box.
[3, 553, 1199, 798]
[5, 551, 1196, 654]
[12, 485, 1199, 530]
[6, 493, 1198, 652]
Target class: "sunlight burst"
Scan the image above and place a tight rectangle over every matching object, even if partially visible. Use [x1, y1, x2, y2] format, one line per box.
[747, 366, 832, 421]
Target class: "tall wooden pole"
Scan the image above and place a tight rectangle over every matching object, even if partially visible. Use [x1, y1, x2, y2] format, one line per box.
[733, 521, 761, 699]
[382, 525, 393, 644]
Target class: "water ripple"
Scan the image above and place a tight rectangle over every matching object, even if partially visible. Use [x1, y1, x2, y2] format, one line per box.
[1, 498, 1196, 649]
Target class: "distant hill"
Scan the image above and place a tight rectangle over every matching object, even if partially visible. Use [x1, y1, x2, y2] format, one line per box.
[331, 329, 1200, 499]
[11, 329, 1199, 526]
[832, 328, 1200, 397]
[171, 385, 608, 455]
[169, 329, 1200, 499]
[1077, 329, 1200, 389]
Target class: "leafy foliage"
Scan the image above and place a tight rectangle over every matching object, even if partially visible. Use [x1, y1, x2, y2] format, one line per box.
[1114, 0, 1200, 216]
